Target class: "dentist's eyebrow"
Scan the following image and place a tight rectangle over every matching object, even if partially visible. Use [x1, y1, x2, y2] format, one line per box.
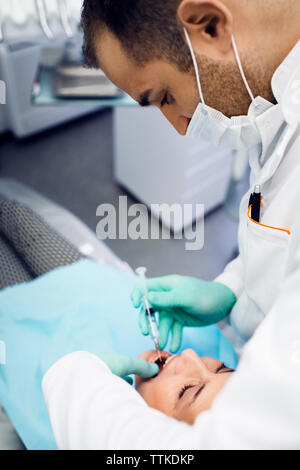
[138, 89, 153, 107]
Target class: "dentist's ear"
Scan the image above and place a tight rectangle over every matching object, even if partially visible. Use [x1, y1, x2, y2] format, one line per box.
[177, 0, 233, 60]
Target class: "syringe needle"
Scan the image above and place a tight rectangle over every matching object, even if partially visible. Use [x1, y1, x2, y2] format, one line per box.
[156, 346, 162, 363]
[136, 267, 162, 358]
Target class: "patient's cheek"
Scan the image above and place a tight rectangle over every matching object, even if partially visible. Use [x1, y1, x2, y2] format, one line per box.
[136, 379, 175, 416]
[135, 374, 144, 390]
[136, 382, 153, 405]
[175, 373, 234, 423]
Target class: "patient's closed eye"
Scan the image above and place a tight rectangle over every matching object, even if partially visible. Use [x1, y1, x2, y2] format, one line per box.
[178, 383, 206, 401]
[216, 363, 234, 374]
[178, 384, 195, 399]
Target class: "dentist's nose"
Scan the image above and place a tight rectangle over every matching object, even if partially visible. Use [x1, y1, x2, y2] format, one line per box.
[160, 108, 191, 136]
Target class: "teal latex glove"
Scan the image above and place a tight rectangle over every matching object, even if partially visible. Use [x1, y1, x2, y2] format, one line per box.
[131, 275, 237, 353]
[40, 337, 158, 385]
[98, 353, 159, 384]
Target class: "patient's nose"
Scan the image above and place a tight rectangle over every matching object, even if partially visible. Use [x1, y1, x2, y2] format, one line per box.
[180, 350, 215, 376]
[181, 349, 202, 363]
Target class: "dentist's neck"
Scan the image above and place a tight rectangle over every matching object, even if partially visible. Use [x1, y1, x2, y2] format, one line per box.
[270, 0, 300, 63]
[251, 0, 299, 63]
[227, 0, 300, 102]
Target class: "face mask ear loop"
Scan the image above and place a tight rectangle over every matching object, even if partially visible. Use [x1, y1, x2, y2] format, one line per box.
[184, 28, 206, 106]
[231, 35, 255, 103]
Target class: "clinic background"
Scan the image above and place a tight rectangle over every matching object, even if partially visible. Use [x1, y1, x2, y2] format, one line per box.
[0, 0, 249, 279]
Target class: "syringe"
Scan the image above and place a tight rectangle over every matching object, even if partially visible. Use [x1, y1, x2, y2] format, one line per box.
[136, 267, 162, 363]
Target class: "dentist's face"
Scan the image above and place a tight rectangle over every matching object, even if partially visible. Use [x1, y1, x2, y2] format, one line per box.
[95, 29, 254, 136]
[135, 349, 234, 424]
[96, 29, 198, 135]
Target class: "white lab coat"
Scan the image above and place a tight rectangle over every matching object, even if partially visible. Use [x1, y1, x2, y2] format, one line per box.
[216, 40, 300, 348]
[43, 42, 300, 449]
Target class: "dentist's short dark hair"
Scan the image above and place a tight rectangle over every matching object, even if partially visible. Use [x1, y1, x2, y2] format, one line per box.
[81, 0, 192, 72]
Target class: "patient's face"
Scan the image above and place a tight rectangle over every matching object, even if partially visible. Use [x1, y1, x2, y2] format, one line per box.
[136, 349, 234, 424]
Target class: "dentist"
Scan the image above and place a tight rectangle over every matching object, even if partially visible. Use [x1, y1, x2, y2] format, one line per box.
[42, 0, 300, 449]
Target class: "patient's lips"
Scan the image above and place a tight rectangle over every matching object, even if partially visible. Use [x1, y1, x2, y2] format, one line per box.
[147, 351, 177, 375]
[147, 350, 170, 363]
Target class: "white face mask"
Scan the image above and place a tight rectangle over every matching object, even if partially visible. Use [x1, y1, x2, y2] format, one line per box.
[184, 28, 270, 150]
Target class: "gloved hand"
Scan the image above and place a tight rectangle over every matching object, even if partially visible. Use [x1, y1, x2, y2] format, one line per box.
[39, 331, 158, 385]
[98, 353, 159, 385]
[131, 275, 236, 353]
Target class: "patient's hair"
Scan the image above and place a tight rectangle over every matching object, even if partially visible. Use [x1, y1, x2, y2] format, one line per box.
[81, 0, 192, 72]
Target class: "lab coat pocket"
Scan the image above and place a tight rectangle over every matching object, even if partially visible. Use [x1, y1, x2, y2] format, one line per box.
[244, 218, 290, 315]
[231, 218, 290, 342]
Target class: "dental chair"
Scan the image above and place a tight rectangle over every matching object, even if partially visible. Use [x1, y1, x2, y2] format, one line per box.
[0, 177, 130, 450]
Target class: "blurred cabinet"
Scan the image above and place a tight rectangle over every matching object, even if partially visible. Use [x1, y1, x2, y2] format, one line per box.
[114, 107, 233, 232]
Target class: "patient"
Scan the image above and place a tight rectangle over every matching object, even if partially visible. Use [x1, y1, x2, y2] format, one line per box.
[136, 349, 234, 424]
[0, 197, 236, 449]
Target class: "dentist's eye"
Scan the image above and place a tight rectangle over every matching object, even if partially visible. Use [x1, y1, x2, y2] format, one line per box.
[160, 93, 174, 107]
[160, 94, 169, 107]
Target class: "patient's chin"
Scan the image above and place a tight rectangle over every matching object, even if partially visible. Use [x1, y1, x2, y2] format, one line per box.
[135, 374, 144, 389]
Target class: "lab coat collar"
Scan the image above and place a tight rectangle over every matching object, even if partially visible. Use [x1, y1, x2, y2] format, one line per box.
[272, 40, 300, 108]
[249, 41, 300, 185]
